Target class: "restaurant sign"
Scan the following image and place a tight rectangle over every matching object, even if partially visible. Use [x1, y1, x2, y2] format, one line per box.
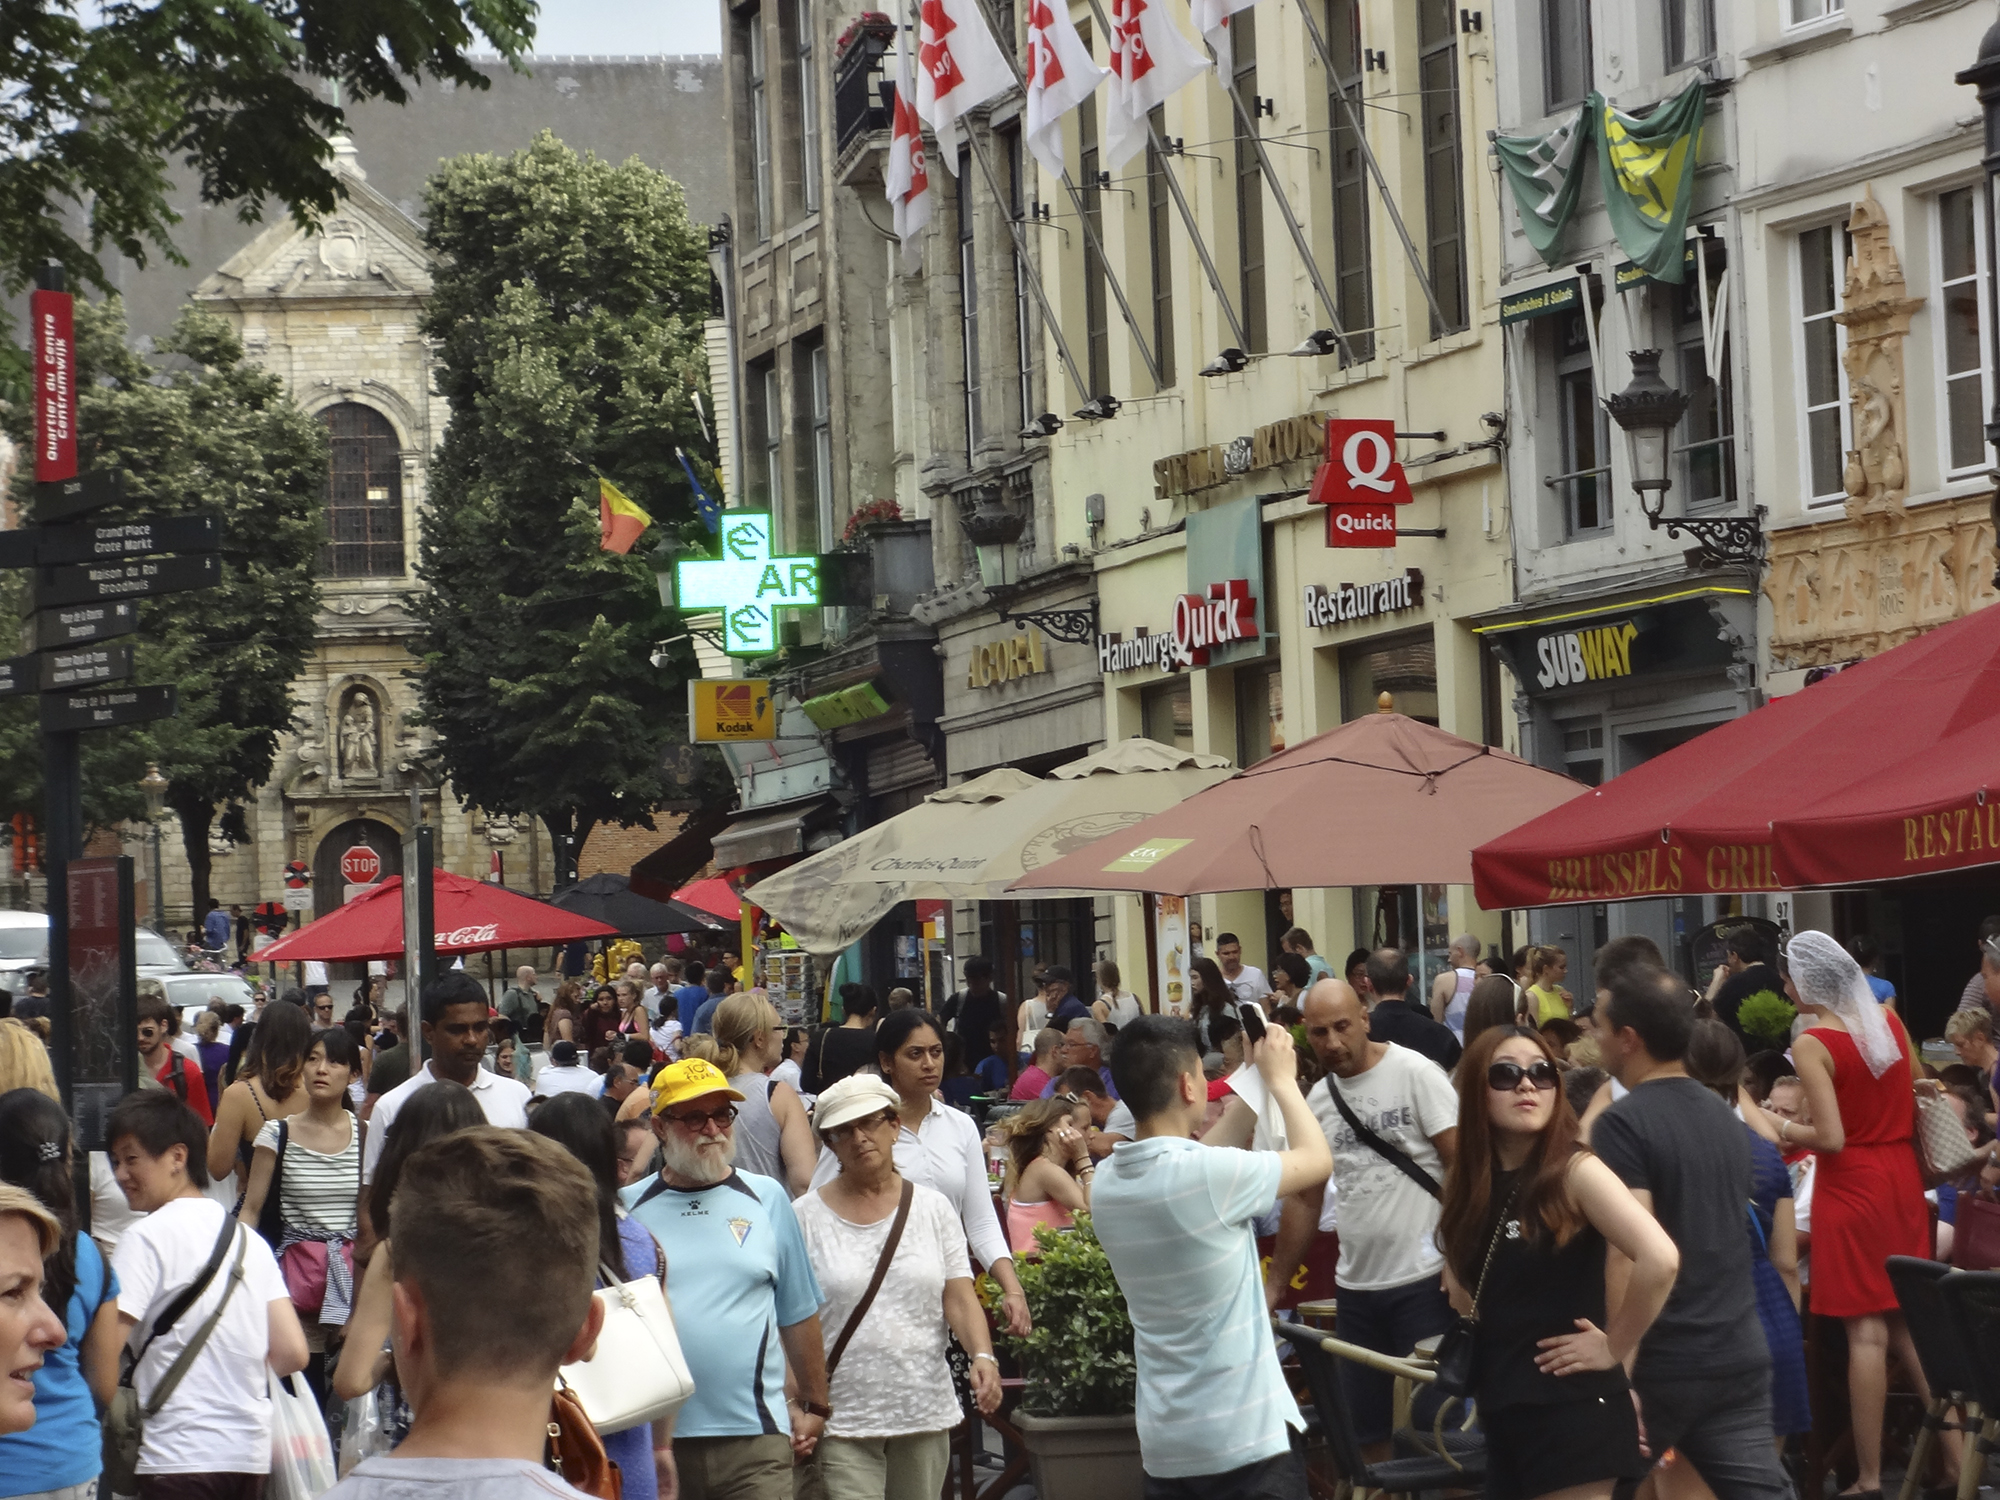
[1303, 569, 1425, 630]
[1098, 580, 1260, 675]
[1494, 598, 1739, 698]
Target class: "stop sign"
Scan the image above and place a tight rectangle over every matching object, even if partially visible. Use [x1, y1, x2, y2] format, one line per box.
[340, 845, 383, 885]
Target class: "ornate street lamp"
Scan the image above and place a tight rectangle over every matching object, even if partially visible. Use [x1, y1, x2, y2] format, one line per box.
[1605, 349, 1763, 569]
[138, 762, 169, 931]
[1956, 14, 2000, 588]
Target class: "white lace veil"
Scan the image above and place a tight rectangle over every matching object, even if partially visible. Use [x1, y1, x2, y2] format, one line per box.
[1787, 929, 1900, 1077]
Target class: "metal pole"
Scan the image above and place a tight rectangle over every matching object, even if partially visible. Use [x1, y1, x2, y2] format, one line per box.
[1292, 0, 1450, 334]
[1077, 0, 1251, 350]
[961, 129, 1097, 407]
[1220, 74, 1355, 361]
[964, 0, 1165, 389]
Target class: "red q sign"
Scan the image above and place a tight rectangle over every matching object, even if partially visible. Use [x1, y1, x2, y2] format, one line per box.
[340, 845, 383, 885]
[1308, 418, 1413, 549]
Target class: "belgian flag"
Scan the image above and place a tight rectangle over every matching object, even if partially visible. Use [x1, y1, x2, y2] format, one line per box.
[598, 476, 651, 554]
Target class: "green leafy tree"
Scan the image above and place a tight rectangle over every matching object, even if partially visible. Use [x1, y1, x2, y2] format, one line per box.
[0, 0, 534, 343]
[412, 132, 725, 880]
[1, 298, 326, 910]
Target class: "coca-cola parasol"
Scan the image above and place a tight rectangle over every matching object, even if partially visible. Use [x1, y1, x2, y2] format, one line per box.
[257, 870, 617, 962]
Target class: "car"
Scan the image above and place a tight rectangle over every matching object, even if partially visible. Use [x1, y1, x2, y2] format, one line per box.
[173, 973, 259, 1031]
[0, 909, 197, 994]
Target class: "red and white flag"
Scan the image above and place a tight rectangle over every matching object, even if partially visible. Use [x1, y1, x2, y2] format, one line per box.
[916, 0, 1013, 169]
[1186, 0, 1256, 77]
[1101, 0, 1208, 169]
[1023, 0, 1107, 181]
[886, 36, 933, 269]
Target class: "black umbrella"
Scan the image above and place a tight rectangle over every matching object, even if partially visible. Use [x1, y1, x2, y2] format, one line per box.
[548, 873, 729, 937]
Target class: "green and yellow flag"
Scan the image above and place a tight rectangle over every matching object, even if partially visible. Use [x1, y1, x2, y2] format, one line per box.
[598, 476, 651, 554]
[1594, 79, 1706, 283]
[1495, 103, 1593, 267]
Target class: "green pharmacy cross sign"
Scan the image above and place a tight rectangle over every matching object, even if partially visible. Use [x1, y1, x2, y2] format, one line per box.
[674, 513, 820, 655]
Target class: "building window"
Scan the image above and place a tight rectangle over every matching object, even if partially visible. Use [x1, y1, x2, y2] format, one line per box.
[749, 13, 773, 240]
[1234, 663, 1286, 766]
[1787, 0, 1843, 25]
[796, 0, 821, 213]
[1542, 0, 1592, 111]
[1005, 127, 1036, 424]
[1147, 106, 1176, 389]
[1662, 0, 1714, 70]
[1327, 0, 1372, 364]
[319, 404, 405, 578]
[959, 150, 983, 456]
[1797, 222, 1850, 504]
[1675, 254, 1735, 511]
[747, 358, 784, 515]
[1078, 85, 1111, 396]
[802, 339, 833, 547]
[1418, 0, 1466, 337]
[1939, 185, 1992, 476]
[1233, 10, 1267, 355]
[1551, 309, 1610, 536]
[1559, 720, 1606, 788]
[1141, 678, 1193, 752]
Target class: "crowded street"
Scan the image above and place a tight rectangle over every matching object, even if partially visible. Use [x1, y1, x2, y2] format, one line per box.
[3, 2, 2000, 1500]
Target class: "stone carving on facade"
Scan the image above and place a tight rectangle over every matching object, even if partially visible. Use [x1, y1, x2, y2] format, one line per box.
[290, 722, 328, 790]
[326, 595, 397, 616]
[338, 689, 381, 779]
[1833, 186, 1922, 518]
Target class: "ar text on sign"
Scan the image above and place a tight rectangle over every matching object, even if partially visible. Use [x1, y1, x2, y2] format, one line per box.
[674, 513, 820, 656]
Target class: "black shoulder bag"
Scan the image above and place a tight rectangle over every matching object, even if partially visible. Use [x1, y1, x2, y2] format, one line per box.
[1324, 1082, 1442, 1200]
[1430, 1181, 1522, 1399]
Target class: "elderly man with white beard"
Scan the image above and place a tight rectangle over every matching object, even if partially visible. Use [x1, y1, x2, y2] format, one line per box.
[622, 1058, 831, 1500]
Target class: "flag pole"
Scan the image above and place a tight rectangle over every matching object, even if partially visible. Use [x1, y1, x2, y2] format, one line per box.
[1291, 0, 1450, 335]
[965, 0, 1165, 391]
[1217, 57, 1356, 362]
[1077, 0, 1250, 351]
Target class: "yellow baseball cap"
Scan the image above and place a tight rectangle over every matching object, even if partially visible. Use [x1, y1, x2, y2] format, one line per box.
[650, 1058, 747, 1116]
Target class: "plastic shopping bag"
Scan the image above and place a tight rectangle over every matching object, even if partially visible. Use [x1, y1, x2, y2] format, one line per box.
[338, 1385, 394, 1477]
[268, 1370, 338, 1500]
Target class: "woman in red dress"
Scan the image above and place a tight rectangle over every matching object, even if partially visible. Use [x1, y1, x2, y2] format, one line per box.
[1781, 930, 1935, 1498]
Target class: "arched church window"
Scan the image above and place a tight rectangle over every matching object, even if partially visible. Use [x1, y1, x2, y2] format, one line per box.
[320, 404, 405, 578]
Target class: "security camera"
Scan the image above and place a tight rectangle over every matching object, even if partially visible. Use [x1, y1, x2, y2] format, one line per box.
[649, 647, 670, 669]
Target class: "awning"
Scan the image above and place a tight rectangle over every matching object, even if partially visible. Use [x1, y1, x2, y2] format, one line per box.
[629, 809, 733, 901]
[1473, 601, 2000, 906]
[710, 798, 843, 867]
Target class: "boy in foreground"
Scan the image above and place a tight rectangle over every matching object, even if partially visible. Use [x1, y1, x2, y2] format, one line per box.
[326, 1128, 607, 1499]
[1092, 1015, 1332, 1500]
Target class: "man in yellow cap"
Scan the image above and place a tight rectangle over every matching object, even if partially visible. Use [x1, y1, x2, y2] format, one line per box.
[620, 1059, 831, 1500]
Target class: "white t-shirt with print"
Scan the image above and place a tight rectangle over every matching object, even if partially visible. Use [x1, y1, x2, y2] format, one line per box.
[1308, 1042, 1457, 1292]
[793, 1183, 967, 1438]
[114, 1196, 290, 1475]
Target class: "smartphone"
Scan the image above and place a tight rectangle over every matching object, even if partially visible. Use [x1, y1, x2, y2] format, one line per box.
[1239, 999, 1267, 1044]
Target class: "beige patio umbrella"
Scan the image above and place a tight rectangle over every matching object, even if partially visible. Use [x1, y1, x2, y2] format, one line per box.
[743, 766, 1040, 954]
[879, 737, 1235, 900]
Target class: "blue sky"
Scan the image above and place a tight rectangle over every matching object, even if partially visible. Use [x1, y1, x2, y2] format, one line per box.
[519, 0, 720, 57]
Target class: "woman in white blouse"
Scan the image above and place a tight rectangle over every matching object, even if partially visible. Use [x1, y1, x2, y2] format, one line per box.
[808, 1009, 1034, 1334]
[795, 1077, 1001, 1500]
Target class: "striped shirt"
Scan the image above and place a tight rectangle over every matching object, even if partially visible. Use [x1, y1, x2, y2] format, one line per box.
[255, 1117, 360, 1236]
[1092, 1136, 1297, 1478]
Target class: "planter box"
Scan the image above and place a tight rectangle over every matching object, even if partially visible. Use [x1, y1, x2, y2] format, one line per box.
[1013, 1411, 1143, 1500]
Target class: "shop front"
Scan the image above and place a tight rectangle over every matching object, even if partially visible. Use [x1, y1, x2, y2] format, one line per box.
[933, 561, 1106, 1007]
[1476, 580, 1759, 984]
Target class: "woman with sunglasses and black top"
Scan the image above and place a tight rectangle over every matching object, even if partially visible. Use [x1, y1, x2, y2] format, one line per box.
[1437, 1026, 1679, 1500]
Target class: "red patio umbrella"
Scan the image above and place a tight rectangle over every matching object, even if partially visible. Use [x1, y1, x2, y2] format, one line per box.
[257, 870, 617, 963]
[1006, 712, 1585, 895]
[1473, 601, 2000, 906]
[673, 877, 743, 922]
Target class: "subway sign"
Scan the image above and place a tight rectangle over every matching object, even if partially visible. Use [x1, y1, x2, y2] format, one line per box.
[1499, 598, 1741, 699]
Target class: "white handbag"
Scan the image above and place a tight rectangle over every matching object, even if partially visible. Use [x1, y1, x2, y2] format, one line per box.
[559, 1257, 696, 1434]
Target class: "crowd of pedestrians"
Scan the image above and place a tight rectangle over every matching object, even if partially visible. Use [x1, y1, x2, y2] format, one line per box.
[0, 917, 1991, 1500]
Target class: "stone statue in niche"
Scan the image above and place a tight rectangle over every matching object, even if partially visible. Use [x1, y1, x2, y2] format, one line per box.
[339, 690, 381, 779]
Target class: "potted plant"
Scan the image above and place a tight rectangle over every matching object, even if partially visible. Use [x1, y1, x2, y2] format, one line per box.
[1737, 988, 1797, 1048]
[990, 1214, 1141, 1500]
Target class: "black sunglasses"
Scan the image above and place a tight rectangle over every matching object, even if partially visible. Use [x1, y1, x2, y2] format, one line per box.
[1487, 1059, 1561, 1092]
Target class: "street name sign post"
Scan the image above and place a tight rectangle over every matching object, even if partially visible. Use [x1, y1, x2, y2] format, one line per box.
[33, 600, 139, 651]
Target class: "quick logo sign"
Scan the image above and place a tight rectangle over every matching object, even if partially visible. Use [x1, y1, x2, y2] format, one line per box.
[1534, 620, 1640, 690]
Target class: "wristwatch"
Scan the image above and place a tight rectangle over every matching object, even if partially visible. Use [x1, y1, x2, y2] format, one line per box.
[797, 1399, 833, 1420]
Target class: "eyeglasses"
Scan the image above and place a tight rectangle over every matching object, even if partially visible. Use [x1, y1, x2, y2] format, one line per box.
[824, 1109, 898, 1143]
[663, 1104, 738, 1131]
[1487, 1059, 1561, 1093]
